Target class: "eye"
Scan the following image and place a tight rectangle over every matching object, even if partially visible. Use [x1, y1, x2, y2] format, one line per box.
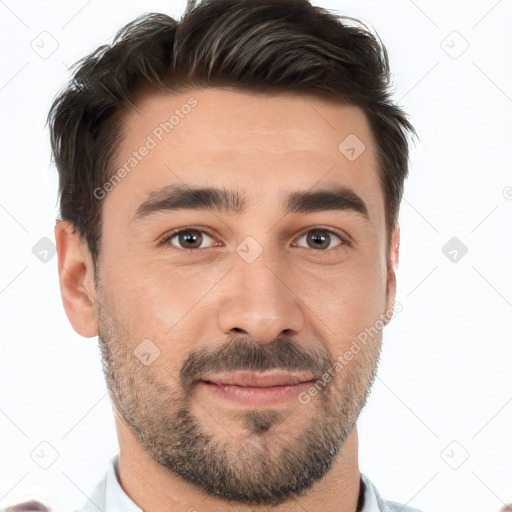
[158, 228, 219, 250]
[158, 227, 349, 252]
[293, 228, 347, 251]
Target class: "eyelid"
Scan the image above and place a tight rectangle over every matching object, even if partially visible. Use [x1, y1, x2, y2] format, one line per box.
[294, 225, 350, 246]
[157, 226, 217, 249]
[158, 225, 351, 251]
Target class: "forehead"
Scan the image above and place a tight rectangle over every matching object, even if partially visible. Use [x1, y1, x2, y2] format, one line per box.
[107, 87, 383, 229]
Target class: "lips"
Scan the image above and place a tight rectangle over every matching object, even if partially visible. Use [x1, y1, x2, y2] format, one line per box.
[199, 370, 316, 388]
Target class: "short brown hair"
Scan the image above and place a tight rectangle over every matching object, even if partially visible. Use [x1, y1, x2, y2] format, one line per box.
[47, 0, 416, 265]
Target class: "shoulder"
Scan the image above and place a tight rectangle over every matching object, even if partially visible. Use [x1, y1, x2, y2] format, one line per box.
[360, 473, 427, 512]
[385, 501, 425, 512]
[71, 471, 107, 512]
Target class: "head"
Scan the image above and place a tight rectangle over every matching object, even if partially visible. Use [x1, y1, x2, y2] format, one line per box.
[49, 0, 415, 506]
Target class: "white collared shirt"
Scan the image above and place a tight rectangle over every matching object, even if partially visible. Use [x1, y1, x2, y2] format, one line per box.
[73, 455, 424, 512]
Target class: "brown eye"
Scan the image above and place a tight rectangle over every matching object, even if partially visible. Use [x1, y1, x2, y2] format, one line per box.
[295, 229, 344, 251]
[161, 228, 216, 250]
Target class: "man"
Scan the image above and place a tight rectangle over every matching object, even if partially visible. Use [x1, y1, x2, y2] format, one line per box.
[47, 0, 421, 510]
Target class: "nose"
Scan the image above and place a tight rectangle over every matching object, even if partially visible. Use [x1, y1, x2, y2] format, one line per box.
[217, 249, 305, 344]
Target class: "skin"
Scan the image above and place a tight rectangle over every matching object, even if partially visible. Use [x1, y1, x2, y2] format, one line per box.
[55, 87, 401, 512]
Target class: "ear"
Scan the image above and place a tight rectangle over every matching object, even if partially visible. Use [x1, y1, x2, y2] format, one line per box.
[383, 222, 400, 325]
[54, 220, 98, 338]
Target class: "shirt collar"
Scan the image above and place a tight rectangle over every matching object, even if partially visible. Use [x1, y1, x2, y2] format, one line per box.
[104, 455, 142, 512]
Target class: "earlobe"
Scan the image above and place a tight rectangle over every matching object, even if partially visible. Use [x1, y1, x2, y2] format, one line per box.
[54, 220, 99, 338]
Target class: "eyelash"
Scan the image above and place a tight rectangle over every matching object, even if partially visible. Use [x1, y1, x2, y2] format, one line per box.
[157, 226, 350, 253]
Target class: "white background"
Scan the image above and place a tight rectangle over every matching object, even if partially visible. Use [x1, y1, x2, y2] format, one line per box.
[1, 1, 511, 511]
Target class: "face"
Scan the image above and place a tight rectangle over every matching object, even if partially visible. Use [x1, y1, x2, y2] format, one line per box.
[93, 87, 397, 505]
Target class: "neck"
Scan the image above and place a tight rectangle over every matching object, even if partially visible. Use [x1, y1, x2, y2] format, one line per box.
[115, 412, 361, 512]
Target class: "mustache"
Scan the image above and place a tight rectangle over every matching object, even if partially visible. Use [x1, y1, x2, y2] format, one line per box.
[179, 337, 333, 389]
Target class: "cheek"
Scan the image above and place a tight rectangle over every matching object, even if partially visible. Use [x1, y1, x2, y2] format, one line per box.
[298, 244, 387, 304]
[100, 259, 225, 349]
[292, 253, 388, 350]
[326, 279, 384, 337]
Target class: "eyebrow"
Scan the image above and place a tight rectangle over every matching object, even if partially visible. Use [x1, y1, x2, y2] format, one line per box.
[133, 183, 370, 223]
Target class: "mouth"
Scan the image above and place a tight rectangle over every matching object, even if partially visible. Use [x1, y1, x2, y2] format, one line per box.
[200, 370, 317, 387]
[196, 371, 317, 406]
